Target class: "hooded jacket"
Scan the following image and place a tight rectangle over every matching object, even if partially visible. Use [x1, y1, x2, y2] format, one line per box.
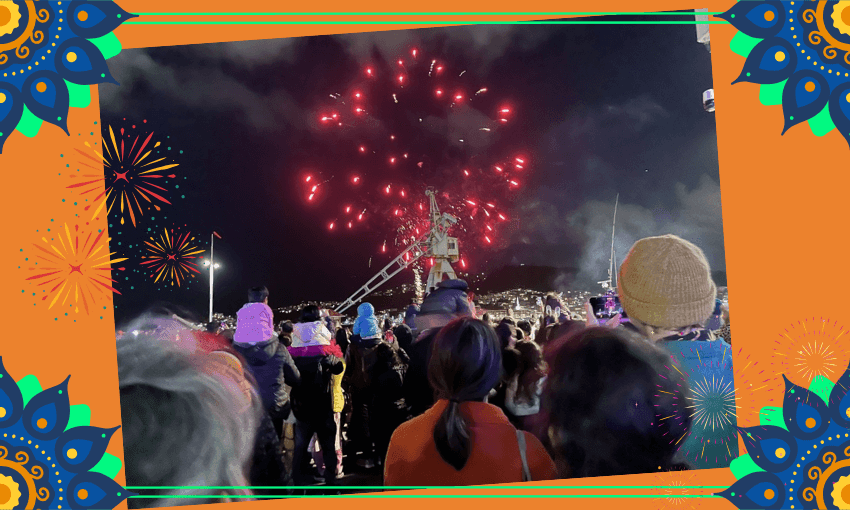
[353, 303, 382, 340]
[287, 322, 345, 422]
[232, 338, 300, 420]
[661, 333, 737, 470]
[234, 302, 275, 344]
[344, 334, 384, 391]
[288, 320, 346, 414]
[418, 279, 471, 317]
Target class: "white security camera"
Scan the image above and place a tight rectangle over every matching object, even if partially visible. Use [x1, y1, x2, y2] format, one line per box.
[703, 89, 715, 113]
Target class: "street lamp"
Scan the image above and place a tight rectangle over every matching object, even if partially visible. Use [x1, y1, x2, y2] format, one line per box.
[204, 246, 221, 322]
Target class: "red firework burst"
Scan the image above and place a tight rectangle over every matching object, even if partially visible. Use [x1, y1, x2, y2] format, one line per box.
[67, 124, 178, 227]
[303, 47, 531, 269]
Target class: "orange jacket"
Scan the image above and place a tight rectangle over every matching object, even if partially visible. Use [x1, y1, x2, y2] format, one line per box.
[384, 399, 557, 486]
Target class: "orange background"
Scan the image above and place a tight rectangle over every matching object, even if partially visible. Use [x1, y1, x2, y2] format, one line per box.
[2, 0, 844, 508]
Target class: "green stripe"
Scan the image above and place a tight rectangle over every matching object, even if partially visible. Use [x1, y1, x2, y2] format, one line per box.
[131, 495, 720, 499]
[125, 20, 728, 25]
[133, 11, 724, 15]
[126, 485, 729, 490]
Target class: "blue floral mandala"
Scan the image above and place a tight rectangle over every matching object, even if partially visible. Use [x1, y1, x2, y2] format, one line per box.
[0, 357, 135, 509]
[720, 1, 850, 147]
[717, 359, 850, 509]
[0, 0, 137, 154]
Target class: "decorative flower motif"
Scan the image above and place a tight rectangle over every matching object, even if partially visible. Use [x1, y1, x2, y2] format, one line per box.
[831, 474, 850, 507]
[0, 0, 137, 154]
[0, 473, 22, 508]
[719, 0, 850, 148]
[0, 2, 22, 38]
[0, 357, 135, 509]
[717, 359, 850, 510]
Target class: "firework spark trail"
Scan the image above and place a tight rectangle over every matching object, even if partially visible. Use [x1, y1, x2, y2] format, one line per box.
[141, 227, 205, 287]
[26, 223, 127, 314]
[303, 47, 531, 269]
[67, 124, 179, 227]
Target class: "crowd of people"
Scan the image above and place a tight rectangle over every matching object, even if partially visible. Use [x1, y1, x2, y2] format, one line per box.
[117, 234, 732, 506]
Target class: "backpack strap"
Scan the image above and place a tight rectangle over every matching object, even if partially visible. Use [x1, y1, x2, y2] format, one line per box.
[516, 429, 531, 482]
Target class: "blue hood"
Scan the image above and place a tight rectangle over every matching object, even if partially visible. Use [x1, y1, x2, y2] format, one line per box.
[357, 302, 375, 317]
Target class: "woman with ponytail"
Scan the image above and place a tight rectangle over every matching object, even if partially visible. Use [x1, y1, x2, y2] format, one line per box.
[384, 317, 557, 485]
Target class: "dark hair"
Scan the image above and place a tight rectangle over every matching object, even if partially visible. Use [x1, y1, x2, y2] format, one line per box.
[495, 322, 517, 351]
[514, 340, 546, 403]
[481, 313, 491, 324]
[393, 324, 414, 353]
[205, 321, 221, 333]
[427, 318, 502, 471]
[375, 342, 404, 372]
[300, 305, 321, 323]
[542, 327, 691, 478]
[383, 317, 393, 332]
[335, 327, 350, 357]
[248, 286, 269, 303]
[515, 328, 525, 341]
[517, 321, 533, 338]
[279, 321, 294, 334]
[500, 317, 516, 326]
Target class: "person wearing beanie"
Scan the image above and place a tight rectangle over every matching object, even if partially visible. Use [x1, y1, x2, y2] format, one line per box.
[413, 279, 472, 335]
[618, 234, 718, 342]
[617, 234, 736, 470]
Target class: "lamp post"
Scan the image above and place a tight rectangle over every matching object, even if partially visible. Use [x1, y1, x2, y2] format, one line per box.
[204, 233, 222, 323]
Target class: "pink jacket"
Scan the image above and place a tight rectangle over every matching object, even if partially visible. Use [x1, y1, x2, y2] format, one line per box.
[234, 302, 275, 344]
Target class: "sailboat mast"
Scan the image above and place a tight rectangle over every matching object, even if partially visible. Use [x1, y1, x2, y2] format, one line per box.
[609, 194, 619, 289]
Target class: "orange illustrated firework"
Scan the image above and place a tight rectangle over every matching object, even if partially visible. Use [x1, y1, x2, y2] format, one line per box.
[26, 223, 127, 314]
[141, 227, 205, 287]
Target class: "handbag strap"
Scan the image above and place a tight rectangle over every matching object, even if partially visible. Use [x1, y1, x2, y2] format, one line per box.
[516, 429, 532, 482]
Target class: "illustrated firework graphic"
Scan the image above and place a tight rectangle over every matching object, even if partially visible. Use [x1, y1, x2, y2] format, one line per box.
[652, 472, 705, 510]
[773, 318, 850, 388]
[141, 226, 205, 287]
[661, 341, 742, 470]
[67, 122, 178, 227]
[301, 47, 529, 271]
[25, 223, 127, 314]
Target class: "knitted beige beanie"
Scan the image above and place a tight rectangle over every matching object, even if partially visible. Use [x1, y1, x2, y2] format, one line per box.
[617, 235, 716, 330]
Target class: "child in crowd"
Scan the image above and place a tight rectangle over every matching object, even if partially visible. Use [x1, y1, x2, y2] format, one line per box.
[354, 303, 382, 340]
[234, 286, 277, 344]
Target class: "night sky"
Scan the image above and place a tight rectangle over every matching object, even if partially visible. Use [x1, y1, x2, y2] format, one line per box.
[100, 15, 723, 326]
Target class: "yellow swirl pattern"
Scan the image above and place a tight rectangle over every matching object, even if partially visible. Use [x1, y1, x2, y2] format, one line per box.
[14, 43, 28, 59]
[13, 451, 28, 465]
[809, 465, 823, 480]
[810, 30, 825, 45]
[35, 9, 49, 23]
[825, 45, 839, 59]
[29, 29, 43, 45]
